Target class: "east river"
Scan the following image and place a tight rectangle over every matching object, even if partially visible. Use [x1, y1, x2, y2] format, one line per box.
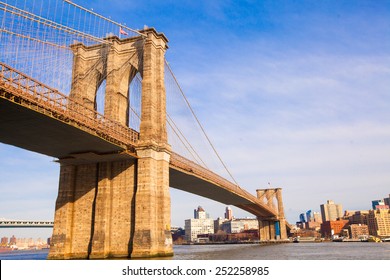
[1, 242, 389, 260]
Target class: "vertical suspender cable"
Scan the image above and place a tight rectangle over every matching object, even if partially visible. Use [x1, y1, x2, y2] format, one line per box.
[165, 60, 240, 187]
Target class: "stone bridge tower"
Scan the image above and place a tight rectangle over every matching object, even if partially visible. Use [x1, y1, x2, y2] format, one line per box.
[256, 188, 287, 240]
[48, 28, 172, 259]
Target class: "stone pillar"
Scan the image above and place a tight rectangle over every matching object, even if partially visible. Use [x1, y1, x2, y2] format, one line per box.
[48, 165, 75, 259]
[269, 221, 276, 240]
[88, 162, 112, 259]
[132, 148, 172, 258]
[276, 188, 287, 240]
[49, 164, 97, 259]
[89, 160, 137, 259]
[258, 219, 271, 241]
[131, 28, 172, 258]
[49, 160, 137, 259]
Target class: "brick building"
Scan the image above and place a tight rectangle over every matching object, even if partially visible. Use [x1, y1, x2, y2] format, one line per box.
[320, 220, 349, 238]
[348, 224, 369, 239]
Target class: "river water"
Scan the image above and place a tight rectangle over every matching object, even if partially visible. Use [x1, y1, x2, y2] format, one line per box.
[1, 242, 389, 260]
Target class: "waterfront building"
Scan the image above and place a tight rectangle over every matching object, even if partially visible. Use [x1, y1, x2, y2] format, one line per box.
[220, 218, 259, 234]
[320, 200, 343, 222]
[320, 220, 349, 238]
[367, 209, 390, 237]
[299, 213, 306, 223]
[185, 206, 214, 242]
[348, 224, 369, 239]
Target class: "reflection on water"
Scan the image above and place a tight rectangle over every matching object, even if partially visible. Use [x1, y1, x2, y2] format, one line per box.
[1, 242, 389, 260]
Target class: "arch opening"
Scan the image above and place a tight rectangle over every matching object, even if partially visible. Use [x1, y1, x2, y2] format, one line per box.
[95, 79, 106, 115]
[128, 71, 142, 132]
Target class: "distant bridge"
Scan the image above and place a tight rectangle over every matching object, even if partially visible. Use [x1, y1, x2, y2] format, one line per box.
[0, 220, 54, 228]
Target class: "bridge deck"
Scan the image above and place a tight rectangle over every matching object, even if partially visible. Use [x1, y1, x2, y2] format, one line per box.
[0, 97, 132, 160]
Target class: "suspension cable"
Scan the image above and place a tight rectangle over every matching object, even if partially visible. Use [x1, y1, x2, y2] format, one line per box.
[0, 2, 107, 44]
[165, 59, 240, 187]
[63, 0, 146, 37]
[133, 74, 206, 166]
[0, 28, 69, 49]
[167, 113, 209, 168]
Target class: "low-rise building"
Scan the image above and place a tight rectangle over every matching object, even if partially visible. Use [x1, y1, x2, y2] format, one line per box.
[348, 224, 369, 239]
[320, 220, 349, 238]
[220, 218, 258, 234]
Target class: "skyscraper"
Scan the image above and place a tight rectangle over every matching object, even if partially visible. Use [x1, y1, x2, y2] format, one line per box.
[224, 206, 233, 220]
[306, 210, 312, 222]
[320, 200, 343, 222]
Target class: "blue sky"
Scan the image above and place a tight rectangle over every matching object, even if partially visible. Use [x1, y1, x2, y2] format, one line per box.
[1, 0, 390, 238]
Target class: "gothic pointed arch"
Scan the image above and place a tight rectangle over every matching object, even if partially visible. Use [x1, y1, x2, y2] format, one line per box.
[69, 43, 108, 111]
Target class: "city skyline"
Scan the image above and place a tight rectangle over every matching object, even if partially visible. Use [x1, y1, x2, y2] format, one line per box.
[1, 0, 390, 238]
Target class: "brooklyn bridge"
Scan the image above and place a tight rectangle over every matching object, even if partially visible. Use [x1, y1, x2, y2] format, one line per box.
[0, 0, 288, 259]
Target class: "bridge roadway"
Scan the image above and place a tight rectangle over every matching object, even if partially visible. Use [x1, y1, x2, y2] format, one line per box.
[0, 62, 277, 219]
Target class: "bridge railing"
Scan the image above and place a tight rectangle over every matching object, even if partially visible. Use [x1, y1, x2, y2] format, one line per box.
[0, 62, 139, 148]
[170, 151, 271, 209]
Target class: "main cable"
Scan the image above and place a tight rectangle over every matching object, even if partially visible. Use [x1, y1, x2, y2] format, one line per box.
[165, 59, 240, 187]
